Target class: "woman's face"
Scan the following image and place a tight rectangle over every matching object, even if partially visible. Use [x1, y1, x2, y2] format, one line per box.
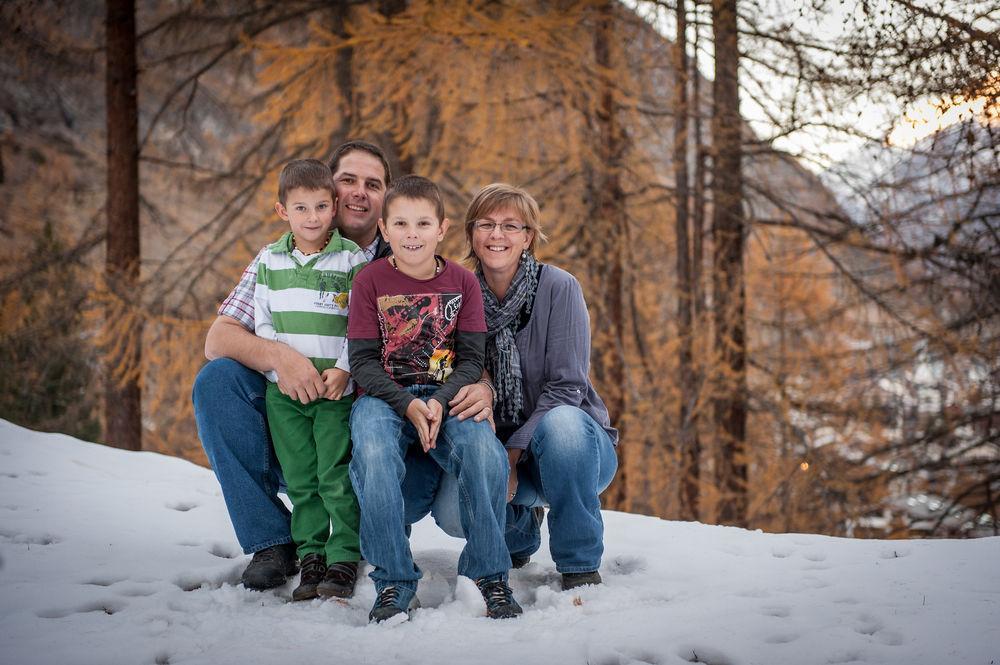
[472, 206, 534, 279]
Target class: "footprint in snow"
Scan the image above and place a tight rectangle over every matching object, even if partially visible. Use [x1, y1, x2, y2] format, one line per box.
[165, 500, 199, 512]
[764, 632, 799, 644]
[116, 585, 157, 598]
[607, 554, 646, 576]
[81, 575, 128, 587]
[675, 644, 735, 665]
[36, 599, 127, 619]
[833, 597, 859, 605]
[760, 604, 791, 618]
[207, 542, 241, 559]
[588, 646, 664, 665]
[0, 529, 60, 546]
[771, 547, 794, 558]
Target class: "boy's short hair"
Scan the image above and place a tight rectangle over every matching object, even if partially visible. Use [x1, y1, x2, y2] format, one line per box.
[327, 140, 393, 187]
[278, 159, 334, 204]
[463, 183, 548, 267]
[383, 175, 445, 221]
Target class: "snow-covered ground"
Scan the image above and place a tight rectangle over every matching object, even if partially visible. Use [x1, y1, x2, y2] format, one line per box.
[0, 420, 997, 665]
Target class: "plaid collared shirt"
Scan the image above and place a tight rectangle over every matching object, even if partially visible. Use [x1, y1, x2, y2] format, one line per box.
[218, 238, 381, 331]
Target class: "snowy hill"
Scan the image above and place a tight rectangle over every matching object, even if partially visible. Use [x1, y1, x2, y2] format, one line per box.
[0, 420, 997, 665]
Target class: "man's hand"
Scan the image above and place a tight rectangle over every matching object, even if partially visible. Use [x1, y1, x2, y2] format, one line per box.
[405, 399, 435, 452]
[274, 345, 325, 404]
[506, 448, 521, 503]
[321, 368, 350, 401]
[448, 381, 495, 431]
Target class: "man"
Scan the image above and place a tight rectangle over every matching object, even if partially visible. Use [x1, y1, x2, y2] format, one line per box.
[193, 140, 493, 591]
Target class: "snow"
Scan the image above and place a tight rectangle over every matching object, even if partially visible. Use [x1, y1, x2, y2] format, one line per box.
[1, 420, 998, 665]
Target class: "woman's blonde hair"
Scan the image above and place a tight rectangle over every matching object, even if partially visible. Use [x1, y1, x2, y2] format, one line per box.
[463, 183, 548, 269]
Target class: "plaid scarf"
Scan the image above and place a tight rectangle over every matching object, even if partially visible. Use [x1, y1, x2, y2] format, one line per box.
[479, 252, 540, 423]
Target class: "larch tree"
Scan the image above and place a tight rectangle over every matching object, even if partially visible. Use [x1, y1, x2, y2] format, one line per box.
[673, 0, 700, 521]
[710, 0, 749, 526]
[104, 0, 142, 450]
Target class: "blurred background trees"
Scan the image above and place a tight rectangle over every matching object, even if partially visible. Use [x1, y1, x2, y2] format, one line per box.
[0, 0, 995, 537]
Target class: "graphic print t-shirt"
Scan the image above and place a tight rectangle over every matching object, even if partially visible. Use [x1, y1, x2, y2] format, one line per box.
[347, 258, 486, 387]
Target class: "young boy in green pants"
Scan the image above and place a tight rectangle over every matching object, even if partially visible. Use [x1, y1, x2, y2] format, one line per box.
[253, 158, 367, 601]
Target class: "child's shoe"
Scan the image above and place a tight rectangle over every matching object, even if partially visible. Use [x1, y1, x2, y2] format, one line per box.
[475, 576, 523, 619]
[368, 584, 419, 623]
[316, 561, 358, 599]
[291, 553, 327, 601]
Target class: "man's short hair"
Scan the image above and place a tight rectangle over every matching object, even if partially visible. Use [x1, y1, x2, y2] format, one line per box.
[383, 175, 445, 221]
[278, 159, 333, 204]
[327, 140, 393, 187]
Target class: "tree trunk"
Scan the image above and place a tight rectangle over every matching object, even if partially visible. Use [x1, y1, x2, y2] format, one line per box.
[329, 0, 355, 149]
[105, 0, 142, 451]
[674, 0, 700, 521]
[586, 0, 629, 510]
[710, 0, 748, 526]
[691, 6, 706, 320]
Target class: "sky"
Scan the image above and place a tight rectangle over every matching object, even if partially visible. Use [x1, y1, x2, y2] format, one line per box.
[627, 0, 999, 174]
[1, 419, 998, 664]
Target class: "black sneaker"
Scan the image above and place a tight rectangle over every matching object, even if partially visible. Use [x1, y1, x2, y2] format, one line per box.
[369, 584, 420, 623]
[316, 561, 358, 599]
[561, 570, 602, 590]
[476, 576, 523, 619]
[291, 553, 327, 601]
[240, 543, 298, 591]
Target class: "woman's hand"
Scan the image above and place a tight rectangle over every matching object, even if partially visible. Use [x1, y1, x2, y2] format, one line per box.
[506, 448, 521, 503]
[321, 368, 350, 401]
[448, 381, 495, 431]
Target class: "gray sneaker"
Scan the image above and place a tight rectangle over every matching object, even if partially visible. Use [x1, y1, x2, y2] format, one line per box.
[476, 576, 523, 619]
[369, 584, 420, 623]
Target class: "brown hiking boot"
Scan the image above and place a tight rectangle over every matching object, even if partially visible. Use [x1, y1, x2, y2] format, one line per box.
[316, 561, 358, 599]
[291, 553, 327, 601]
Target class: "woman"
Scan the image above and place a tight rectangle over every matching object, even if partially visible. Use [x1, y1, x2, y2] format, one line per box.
[433, 183, 619, 590]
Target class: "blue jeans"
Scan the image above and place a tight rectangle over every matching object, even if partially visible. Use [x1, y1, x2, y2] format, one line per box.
[349, 386, 511, 590]
[192, 359, 440, 554]
[431, 405, 617, 573]
[192, 358, 292, 554]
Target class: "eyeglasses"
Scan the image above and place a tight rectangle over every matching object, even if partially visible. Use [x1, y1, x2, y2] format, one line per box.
[473, 220, 529, 234]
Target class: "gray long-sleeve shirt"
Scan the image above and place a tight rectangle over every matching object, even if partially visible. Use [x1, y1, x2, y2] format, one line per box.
[502, 264, 619, 451]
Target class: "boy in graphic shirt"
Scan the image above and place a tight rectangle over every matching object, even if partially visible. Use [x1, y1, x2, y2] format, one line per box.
[347, 175, 522, 623]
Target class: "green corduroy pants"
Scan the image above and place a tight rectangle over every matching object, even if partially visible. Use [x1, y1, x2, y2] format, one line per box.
[265, 383, 360, 563]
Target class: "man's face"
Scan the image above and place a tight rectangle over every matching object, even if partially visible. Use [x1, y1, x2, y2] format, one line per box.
[332, 150, 387, 246]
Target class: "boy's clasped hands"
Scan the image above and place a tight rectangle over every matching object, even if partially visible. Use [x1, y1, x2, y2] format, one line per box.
[405, 397, 444, 452]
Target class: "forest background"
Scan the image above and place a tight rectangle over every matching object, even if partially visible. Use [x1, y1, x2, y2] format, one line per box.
[1, 0, 996, 539]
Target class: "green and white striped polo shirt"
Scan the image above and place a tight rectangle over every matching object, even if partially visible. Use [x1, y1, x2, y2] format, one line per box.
[253, 230, 367, 383]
